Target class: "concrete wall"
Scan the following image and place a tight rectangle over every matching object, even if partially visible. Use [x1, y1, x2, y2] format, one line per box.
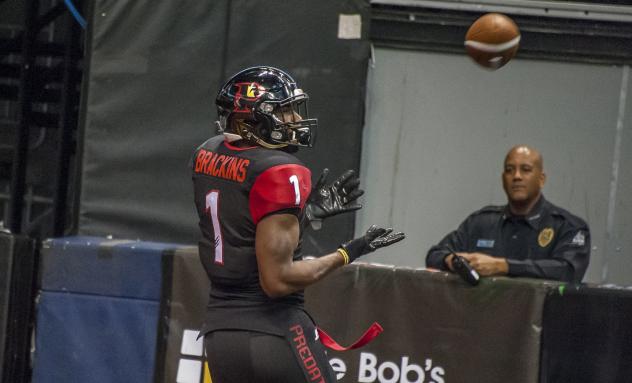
[357, 47, 631, 285]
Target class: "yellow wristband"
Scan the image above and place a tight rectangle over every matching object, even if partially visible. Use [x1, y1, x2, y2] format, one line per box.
[337, 248, 350, 265]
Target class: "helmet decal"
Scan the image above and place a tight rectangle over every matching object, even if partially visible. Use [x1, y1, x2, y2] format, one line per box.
[247, 83, 264, 98]
[232, 82, 266, 112]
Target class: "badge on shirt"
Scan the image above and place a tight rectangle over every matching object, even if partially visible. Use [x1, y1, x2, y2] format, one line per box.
[476, 239, 495, 248]
[571, 231, 586, 246]
[538, 227, 554, 247]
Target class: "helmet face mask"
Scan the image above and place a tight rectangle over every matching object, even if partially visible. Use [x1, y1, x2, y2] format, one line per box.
[216, 66, 318, 149]
[262, 95, 316, 147]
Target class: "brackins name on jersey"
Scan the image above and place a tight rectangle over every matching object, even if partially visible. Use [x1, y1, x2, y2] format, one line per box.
[194, 148, 250, 183]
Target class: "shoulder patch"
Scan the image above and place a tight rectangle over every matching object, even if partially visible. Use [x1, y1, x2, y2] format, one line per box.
[571, 231, 586, 246]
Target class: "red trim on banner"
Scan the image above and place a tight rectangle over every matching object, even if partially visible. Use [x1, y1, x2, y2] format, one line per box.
[317, 322, 383, 351]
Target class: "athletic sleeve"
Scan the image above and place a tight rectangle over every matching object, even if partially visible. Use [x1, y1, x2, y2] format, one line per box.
[249, 164, 312, 225]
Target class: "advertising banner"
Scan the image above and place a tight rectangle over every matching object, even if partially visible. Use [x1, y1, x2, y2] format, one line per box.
[305, 265, 555, 383]
[159, 250, 555, 383]
[157, 247, 210, 383]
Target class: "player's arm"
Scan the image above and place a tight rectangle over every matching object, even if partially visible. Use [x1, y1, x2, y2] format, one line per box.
[256, 214, 406, 298]
[251, 163, 404, 297]
[255, 213, 345, 298]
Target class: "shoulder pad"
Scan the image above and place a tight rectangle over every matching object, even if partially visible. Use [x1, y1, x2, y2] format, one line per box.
[263, 149, 303, 166]
[191, 135, 223, 170]
[196, 134, 224, 152]
[249, 149, 305, 173]
[249, 163, 312, 224]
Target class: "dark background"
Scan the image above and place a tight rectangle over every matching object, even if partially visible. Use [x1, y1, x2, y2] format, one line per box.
[76, 0, 370, 255]
[2, 0, 631, 250]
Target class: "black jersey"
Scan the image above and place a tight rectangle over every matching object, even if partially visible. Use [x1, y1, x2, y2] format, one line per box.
[192, 135, 312, 335]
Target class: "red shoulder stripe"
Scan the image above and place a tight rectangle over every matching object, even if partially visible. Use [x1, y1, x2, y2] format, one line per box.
[249, 164, 311, 224]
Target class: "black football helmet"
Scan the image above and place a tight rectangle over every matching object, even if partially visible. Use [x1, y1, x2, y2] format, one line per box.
[215, 66, 317, 148]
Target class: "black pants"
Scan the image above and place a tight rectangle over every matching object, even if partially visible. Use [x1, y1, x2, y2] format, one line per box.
[204, 329, 337, 383]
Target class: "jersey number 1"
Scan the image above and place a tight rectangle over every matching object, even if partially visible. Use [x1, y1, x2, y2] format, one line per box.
[205, 190, 223, 264]
[289, 175, 300, 205]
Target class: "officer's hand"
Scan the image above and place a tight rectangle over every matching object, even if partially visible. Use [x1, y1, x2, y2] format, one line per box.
[444, 251, 470, 271]
[460, 252, 509, 276]
[305, 168, 364, 230]
[338, 225, 405, 264]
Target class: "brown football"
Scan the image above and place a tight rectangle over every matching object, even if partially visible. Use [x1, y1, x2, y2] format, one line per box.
[465, 13, 521, 70]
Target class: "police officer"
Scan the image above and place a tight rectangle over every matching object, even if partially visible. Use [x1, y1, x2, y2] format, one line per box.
[426, 145, 590, 283]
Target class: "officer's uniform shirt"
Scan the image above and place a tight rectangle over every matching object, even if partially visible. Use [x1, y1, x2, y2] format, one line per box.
[191, 135, 312, 336]
[426, 196, 590, 283]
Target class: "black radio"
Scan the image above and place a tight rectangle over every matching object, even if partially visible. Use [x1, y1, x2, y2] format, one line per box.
[451, 252, 480, 286]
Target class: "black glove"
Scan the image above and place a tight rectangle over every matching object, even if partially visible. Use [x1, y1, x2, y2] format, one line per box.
[305, 168, 364, 230]
[338, 225, 405, 264]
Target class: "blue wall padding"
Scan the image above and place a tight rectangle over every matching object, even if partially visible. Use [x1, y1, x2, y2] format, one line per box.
[32, 291, 160, 383]
[33, 236, 189, 382]
[40, 236, 181, 299]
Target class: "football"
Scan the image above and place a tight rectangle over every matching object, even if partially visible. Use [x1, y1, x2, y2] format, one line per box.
[464, 13, 521, 70]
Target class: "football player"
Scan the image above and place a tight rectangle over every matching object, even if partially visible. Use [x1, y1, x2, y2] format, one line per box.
[191, 66, 404, 382]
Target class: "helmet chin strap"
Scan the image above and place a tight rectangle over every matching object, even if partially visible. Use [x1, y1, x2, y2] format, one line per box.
[246, 132, 287, 149]
[234, 120, 288, 149]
